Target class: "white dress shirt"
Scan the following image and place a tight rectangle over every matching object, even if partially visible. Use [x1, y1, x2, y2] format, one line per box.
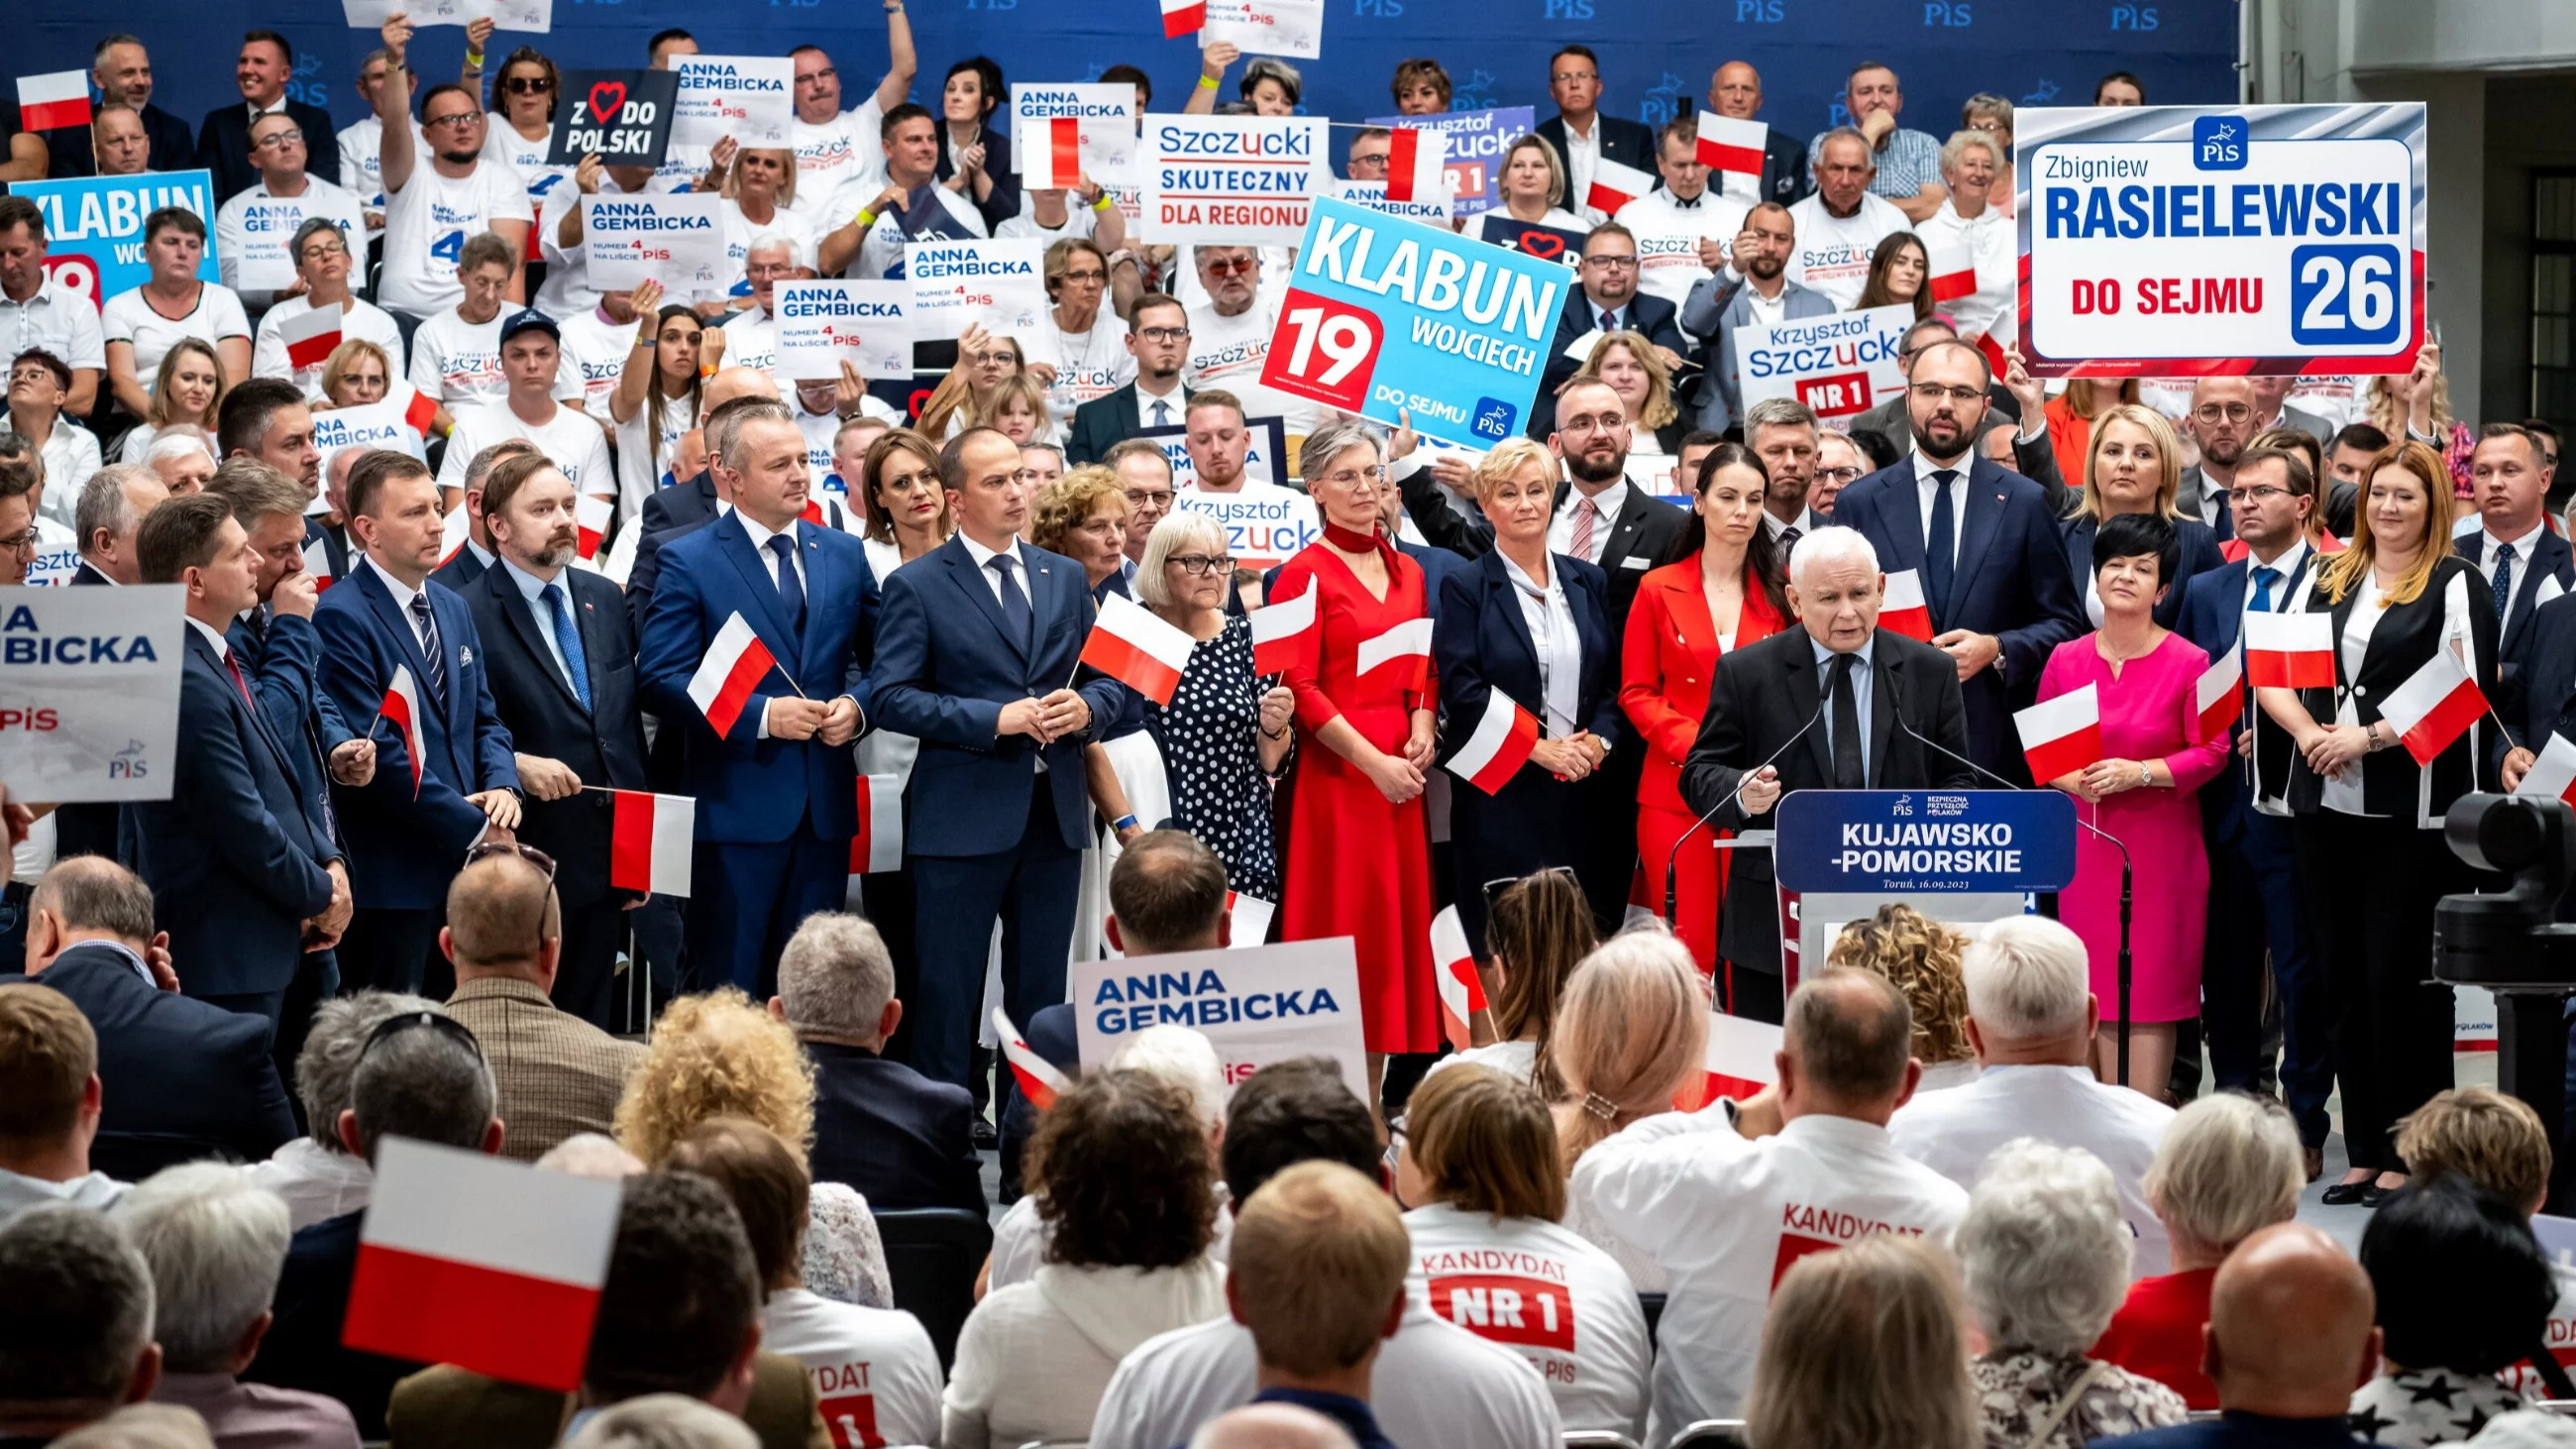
[1560, 118, 1604, 222]
[499, 557, 582, 697]
[1499, 551, 1583, 737]
[1547, 480, 1626, 565]
[2480, 517, 2548, 623]
[1133, 378, 1185, 431]
[2239, 538, 2312, 614]
[1912, 450, 1973, 571]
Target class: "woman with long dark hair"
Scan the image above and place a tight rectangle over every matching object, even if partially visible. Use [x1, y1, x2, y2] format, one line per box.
[1855, 232, 1933, 321]
[606, 283, 708, 527]
[934, 56, 1020, 232]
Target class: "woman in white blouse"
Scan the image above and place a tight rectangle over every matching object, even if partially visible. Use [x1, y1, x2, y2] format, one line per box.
[117, 339, 225, 465]
[101, 208, 252, 419]
[1470, 135, 1591, 251]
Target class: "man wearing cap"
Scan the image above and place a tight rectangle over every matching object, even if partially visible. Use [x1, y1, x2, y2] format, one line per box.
[436, 310, 615, 507]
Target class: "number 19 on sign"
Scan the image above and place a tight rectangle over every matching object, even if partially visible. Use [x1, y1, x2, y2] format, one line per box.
[1262, 288, 1382, 413]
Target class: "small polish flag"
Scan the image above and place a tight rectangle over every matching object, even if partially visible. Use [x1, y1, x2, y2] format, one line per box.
[2193, 639, 2244, 744]
[574, 493, 612, 561]
[607, 791, 696, 897]
[1355, 616, 1433, 693]
[438, 498, 471, 567]
[1160, 0, 1207, 37]
[1926, 239, 1979, 305]
[1080, 592, 1198, 707]
[280, 302, 345, 371]
[379, 664, 428, 797]
[686, 613, 777, 736]
[1973, 329, 2011, 382]
[1384, 127, 1450, 204]
[403, 388, 439, 435]
[1024, 115, 1085, 190]
[1693, 113, 1768, 198]
[849, 773, 903, 876]
[2242, 612, 2336, 689]
[1225, 890, 1274, 947]
[2377, 646, 2486, 766]
[16, 72, 91, 134]
[1879, 568, 1933, 641]
[342, 1138, 620, 1393]
[1250, 585, 1318, 676]
[2015, 682, 2102, 785]
[1445, 691, 1539, 795]
[1696, 1010, 1783, 1106]
[2515, 731, 2576, 808]
[1584, 157, 1654, 216]
[1429, 904, 1485, 1051]
[300, 535, 335, 593]
[994, 1008, 1069, 1110]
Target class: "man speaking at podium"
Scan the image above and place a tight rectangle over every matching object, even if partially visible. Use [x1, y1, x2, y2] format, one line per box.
[1681, 527, 1976, 1022]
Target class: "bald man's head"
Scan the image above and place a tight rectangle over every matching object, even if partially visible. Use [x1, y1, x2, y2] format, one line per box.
[2205, 1222, 2380, 1417]
[703, 367, 782, 413]
[1188, 1403, 1360, 1449]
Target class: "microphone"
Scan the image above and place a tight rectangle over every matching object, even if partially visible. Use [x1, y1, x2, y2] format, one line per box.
[1663, 672, 1840, 928]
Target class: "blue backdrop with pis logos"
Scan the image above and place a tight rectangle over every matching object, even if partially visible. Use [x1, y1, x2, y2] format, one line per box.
[22, 0, 2231, 169]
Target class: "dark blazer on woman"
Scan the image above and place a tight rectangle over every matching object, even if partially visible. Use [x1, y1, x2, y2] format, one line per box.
[2061, 512, 2226, 629]
[2281, 553, 2500, 822]
[935, 119, 1020, 235]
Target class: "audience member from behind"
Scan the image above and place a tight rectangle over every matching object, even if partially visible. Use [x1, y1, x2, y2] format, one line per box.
[1549, 929, 1709, 1289]
[1393, 1065, 1649, 1438]
[1189, 1403, 1360, 1449]
[50, 1402, 216, 1449]
[1226, 1162, 1411, 1449]
[0, 1206, 161, 1442]
[243, 992, 436, 1231]
[1427, 869, 1595, 1094]
[2390, 1086, 2576, 1396]
[1888, 915, 2178, 1276]
[2093, 1093, 2308, 1410]
[114, 1164, 361, 1449]
[1822, 903, 1978, 1090]
[1745, 1233, 1980, 1449]
[2346, 1179, 2553, 1447]
[1960, 1141, 2188, 1449]
[0, 982, 125, 1216]
[565, 1395, 759, 1449]
[438, 848, 643, 1163]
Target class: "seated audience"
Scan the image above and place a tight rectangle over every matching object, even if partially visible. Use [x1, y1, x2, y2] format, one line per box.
[1888, 916, 2178, 1276]
[51, 1402, 217, 1449]
[1823, 904, 1979, 1090]
[114, 1163, 362, 1449]
[2347, 1179, 2555, 1446]
[2093, 1093, 2308, 1409]
[1960, 1141, 2189, 1448]
[1745, 1233, 1981, 1449]
[0, 1206, 161, 1442]
[1222, 1162, 1414, 1449]
[243, 992, 435, 1231]
[566, 1395, 760, 1449]
[2389, 1087, 2573, 1393]
[1189, 1402, 1362, 1449]
[0, 982, 128, 1217]
[1426, 869, 1594, 1093]
[1550, 929, 1711, 1291]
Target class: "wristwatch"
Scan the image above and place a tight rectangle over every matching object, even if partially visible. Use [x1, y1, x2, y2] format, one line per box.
[2136, 763, 2153, 789]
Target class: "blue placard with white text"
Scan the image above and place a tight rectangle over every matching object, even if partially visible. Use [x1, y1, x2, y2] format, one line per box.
[1774, 789, 2079, 894]
[11, 169, 222, 313]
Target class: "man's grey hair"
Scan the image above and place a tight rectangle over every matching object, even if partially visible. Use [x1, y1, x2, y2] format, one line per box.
[714, 398, 797, 475]
[537, 1133, 646, 1180]
[777, 912, 895, 1041]
[744, 232, 803, 270]
[1963, 917, 2091, 1040]
[1744, 396, 1819, 441]
[347, 1009, 495, 1160]
[110, 1165, 291, 1374]
[1959, 1139, 2131, 1356]
[30, 857, 157, 946]
[0, 1206, 157, 1415]
[74, 466, 157, 554]
[1787, 523, 1878, 588]
[294, 991, 441, 1155]
[567, 1393, 760, 1449]
[145, 429, 216, 467]
[1815, 126, 1876, 167]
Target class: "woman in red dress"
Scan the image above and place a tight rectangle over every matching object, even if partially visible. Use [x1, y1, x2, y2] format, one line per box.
[1620, 442, 1789, 976]
[1274, 421, 1440, 1102]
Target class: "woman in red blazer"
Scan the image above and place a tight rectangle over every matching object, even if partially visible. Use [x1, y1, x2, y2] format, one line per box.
[1620, 441, 1790, 974]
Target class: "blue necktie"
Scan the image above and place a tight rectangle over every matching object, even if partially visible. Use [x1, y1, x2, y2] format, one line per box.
[1599, 308, 1618, 334]
[1923, 469, 1958, 630]
[2250, 565, 2280, 613]
[988, 552, 1033, 647]
[2493, 542, 2516, 623]
[768, 533, 806, 634]
[408, 594, 448, 706]
[541, 583, 590, 712]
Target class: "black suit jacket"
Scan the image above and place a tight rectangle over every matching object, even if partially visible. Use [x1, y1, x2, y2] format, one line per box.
[41, 102, 196, 178]
[2059, 513, 2225, 629]
[1536, 113, 1658, 179]
[624, 472, 721, 635]
[2280, 554, 2499, 822]
[1395, 475, 1692, 640]
[247, 1210, 420, 1438]
[464, 562, 649, 908]
[805, 1041, 987, 1215]
[1533, 287, 1688, 438]
[197, 98, 342, 200]
[5, 946, 296, 1173]
[2455, 526, 2574, 683]
[1066, 383, 1192, 466]
[1679, 626, 1976, 972]
[430, 542, 488, 594]
[1760, 129, 1811, 207]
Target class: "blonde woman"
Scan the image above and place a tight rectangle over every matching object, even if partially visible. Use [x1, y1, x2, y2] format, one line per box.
[914, 323, 1023, 442]
[1746, 1234, 1981, 1449]
[1137, 510, 1290, 901]
[2062, 402, 2223, 625]
[1469, 135, 1588, 251]
[715, 142, 817, 305]
[1570, 331, 1685, 454]
[2043, 377, 2141, 490]
[1550, 928, 1711, 1289]
[316, 337, 451, 442]
[116, 338, 224, 465]
[1823, 904, 1976, 1091]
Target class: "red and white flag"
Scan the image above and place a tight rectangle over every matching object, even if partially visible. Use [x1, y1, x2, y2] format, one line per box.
[686, 613, 777, 736]
[1080, 592, 1197, 707]
[1384, 127, 1450, 203]
[438, 498, 471, 568]
[2378, 646, 2486, 765]
[2015, 683, 2102, 785]
[574, 493, 612, 561]
[1445, 691, 1539, 795]
[301, 535, 335, 592]
[1584, 157, 1654, 216]
[2242, 612, 2336, 688]
[1159, 0, 1207, 36]
[1697, 1010, 1783, 1105]
[994, 1007, 1069, 1110]
[1355, 616, 1432, 692]
[16, 71, 90, 133]
[607, 791, 696, 897]
[1693, 113, 1768, 198]
[280, 302, 345, 371]
[1225, 890, 1274, 947]
[403, 388, 439, 435]
[1879, 568, 1933, 641]
[1429, 904, 1485, 1051]
[343, 1137, 621, 1393]
[2516, 731, 2576, 808]
[1973, 329, 2011, 383]
[1023, 115, 1086, 190]
[849, 773, 903, 876]
[1250, 584, 1318, 676]
[2193, 639, 2244, 743]
[378, 664, 428, 797]
[1926, 239, 1979, 305]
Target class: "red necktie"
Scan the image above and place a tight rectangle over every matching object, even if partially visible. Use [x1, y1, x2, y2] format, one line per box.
[225, 653, 257, 710]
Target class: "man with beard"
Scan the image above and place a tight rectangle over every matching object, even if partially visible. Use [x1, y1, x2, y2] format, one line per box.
[460, 452, 650, 1026]
[2176, 377, 2257, 543]
[368, 14, 533, 324]
[1067, 293, 1193, 465]
[1830, 340, 2084, 781]
[1681, 201, 1833, 435]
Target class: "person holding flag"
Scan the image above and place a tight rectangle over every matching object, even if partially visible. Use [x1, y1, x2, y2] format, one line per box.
[2257, 439, 2500, 1205]
[251, 218, 406, 401]
[2028, 512, 2231, 1102]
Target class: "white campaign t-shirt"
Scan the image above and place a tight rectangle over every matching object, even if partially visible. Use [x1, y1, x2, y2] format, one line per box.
[436, 399, 615, 498]
[553, 307, 633, 420]
[721, 203, 820, 304]
[482, 122, 577, 232]
[788, 99, 889, 222]
[339, 116, 389, 234]
[252, 293, 406, 399]
[379, 158, 533, 318]
[760, 1286, 943, 1449]
[612, 390, 698, 524]
[1403, 1203, 1651, 1439]
[1182, 300, 1322, 437]
[1783, 190, 1911, 310]
[996, 204, 1100, 245]
[1034, 307, 1133, 422]
[1913, 199, 2017, 343]
[408, 308, 507, 408]
[827, 180, 992, 280]
[214, 177, 371, 302]
[721, 305, 779, 384]
[1614, 188, 1753, 309]
[101, 283, 252, 397]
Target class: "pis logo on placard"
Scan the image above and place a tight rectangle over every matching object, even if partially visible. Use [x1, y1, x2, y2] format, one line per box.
[2193, 116, 2248, 171]
[108, 739, 149, 781]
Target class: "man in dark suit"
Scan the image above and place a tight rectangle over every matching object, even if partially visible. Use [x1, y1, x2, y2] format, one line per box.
[871, 426, 1130, 1088]
[622, 369, 780, 634]
[1706, 61, 1809, 206]
[38, 34, 196, 179]
[1830, 339, 2086, 781]
[2175, 446, 2332, 1176]
[1533, 225, 1689, 439]
[1681, 204, 1836, 435]
[1065, 292, 1193, 465]
[778, 912, 984, 1214]
[2454, 424, 2572, 687]
[196, 30, 342, 201]
[54, 467, 166, 864]
[12, 856, 297, 1178]
[463, 453, 650, 1026]
[1847, 320, 2064, 507]
[1535, 45, 1657, 212]
[638, 399, 876, 998]
[1680, 526, 1975, 1020]
[430, 437, 539, 595]
[2174, 378, 2256, 545]
[127, 493, 348, 1030]
[304, 444, 364, 585]
[315, 451, 522, 996]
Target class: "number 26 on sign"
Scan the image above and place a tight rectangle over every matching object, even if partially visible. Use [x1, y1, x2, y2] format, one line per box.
[1263, 288, 1382, 413]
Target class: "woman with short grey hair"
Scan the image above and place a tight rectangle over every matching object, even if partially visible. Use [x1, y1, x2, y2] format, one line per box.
[1962, 1140, 2188, 1449]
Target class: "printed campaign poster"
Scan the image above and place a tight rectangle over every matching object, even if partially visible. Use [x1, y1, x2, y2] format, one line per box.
[2016, 103, 2425, 377]
[1142, 116, 1329, 249]
[1734, 303, 1912, 422]
[1332, 180, 1451, 229]
[1011, 84, 1139, 190]
[1200, 0, 1325, 59]
[582, 193, 724, 291]
[904, 238, 1047, 347]
[1071, 939, 1366, 1098]
[0, 585, 184, 803]
[310, 400, 429, 462]
[343, 0, 549, 29]
[548, 71, 679, 168]
[13, 170, 221, 312]
[774, 280, 913, 382]
[226, 191, 356, 293]
[672, 56, 793, 149]
[1361, 107, 1534, 218]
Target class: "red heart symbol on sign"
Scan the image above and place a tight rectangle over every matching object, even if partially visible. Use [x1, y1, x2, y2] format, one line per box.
[1517, 230, 1565, 261]
[588, 81, 627, 125]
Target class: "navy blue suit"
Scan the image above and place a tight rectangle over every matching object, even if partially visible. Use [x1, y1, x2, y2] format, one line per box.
[2176, 550, 2331, 1147]
[2456, 525, 2574, 687]
[637, 511, 878, 996]
[623, 471, 719, 636]
[805, 1041, 986, 1215]
[228, 605, 355, 1041]
[2060, 513, 2226, 629]
[870, 533, 1130, 1085]
[1831, 456, 2087, 780]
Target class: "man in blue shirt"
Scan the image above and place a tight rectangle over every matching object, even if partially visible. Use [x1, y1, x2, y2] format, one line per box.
[1225, 1161, 1411, 1449]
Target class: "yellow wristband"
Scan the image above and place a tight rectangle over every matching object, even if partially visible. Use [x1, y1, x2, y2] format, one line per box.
[1197, 74, 1220, 90]
[855, 207, 878, 229]
[1090, 193, 1114, 212]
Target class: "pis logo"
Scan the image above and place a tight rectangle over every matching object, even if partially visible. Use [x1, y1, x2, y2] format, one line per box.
[108, 740, 149, 780]
[2193, 115, 2248, 170]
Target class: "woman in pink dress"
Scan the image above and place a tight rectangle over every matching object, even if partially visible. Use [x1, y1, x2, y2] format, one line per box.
[2033, 512, 2231, 1101]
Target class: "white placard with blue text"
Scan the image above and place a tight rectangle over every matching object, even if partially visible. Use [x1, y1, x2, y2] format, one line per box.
[12, 170, 221, 312]
[0, 586, 184, 803]
[1142, 116, 1329, 249]
[672, 56, 793, 148]
[1071, 939, 1365, 1100]
[1734, 303, 1913, 423]
[1199, 0, 1325, 59]
[1009, 84, 1138, 188]
[582, 193, 724, 291]
[775, 280, 914, 382]
[309, 400, 428, 462]
[904, 238, 1047, 348]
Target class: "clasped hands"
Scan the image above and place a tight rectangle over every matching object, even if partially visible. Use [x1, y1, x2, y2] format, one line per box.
[1000, 690, 1093, 745]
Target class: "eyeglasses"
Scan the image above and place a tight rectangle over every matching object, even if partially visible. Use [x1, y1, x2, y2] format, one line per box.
[1909, 383, 1986, 404]
[1351, 150, 1390, 167]
[2224, 485, 2295, 503]
[1484, 864, 1578, 906]
[1559, 412, 1626, 435]
[1169, 552, 1236, 576]
[1202, 258, 1258, 277]
[1058, 268, 1107, 285]
[7, 366, 59, 385]
[1135, 326, 1191, 344]
[0, 528, 38, 553]
[252, 131, 303, 152]
[423, 110, 483, 130]
[299, 239, 351, 262]
[1582, 255, 1640, 270]
[358, 1008, 488, 1066]
[502, 74, 553, 94]
[1815, 465, 1865, 485]
[2193, 403, 2253, 423]
[466, 839, 557, 877]
[1125, 488, 1175, 508]
[966, 350, 1020, 368]
[1320, 466, 1386, 488]
[745, 261, 796, 279]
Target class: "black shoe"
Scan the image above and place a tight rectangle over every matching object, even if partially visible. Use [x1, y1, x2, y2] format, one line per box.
[2321, 1179, 2370, 1206]
[2360, 1183, 2393, 1208]
[971, 1116, 999, 1151]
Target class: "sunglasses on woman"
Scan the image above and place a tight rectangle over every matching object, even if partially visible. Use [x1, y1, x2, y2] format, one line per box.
[503, 74, 554, 94]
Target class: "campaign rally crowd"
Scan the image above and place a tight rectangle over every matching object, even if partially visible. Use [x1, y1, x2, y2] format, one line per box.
[4, 5, 2576, 1449]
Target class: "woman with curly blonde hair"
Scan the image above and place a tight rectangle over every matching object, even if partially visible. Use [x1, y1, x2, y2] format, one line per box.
[1825, 904, 1978, 1090]
[614, 988, 817, 1164]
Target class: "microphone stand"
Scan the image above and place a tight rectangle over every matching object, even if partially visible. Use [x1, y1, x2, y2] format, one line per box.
[1664, 692, 1836, 928]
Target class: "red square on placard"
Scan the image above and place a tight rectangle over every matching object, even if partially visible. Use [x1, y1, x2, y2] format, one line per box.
[817, 1393, 883, 1449]
[1427, 1272, 1578, 1353]
[1261, 286, 1384, 414]
[1795, 371, 1875, 418]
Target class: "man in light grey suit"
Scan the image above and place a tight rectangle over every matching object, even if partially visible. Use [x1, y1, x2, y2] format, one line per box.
[1680, 201, 1835, 435]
